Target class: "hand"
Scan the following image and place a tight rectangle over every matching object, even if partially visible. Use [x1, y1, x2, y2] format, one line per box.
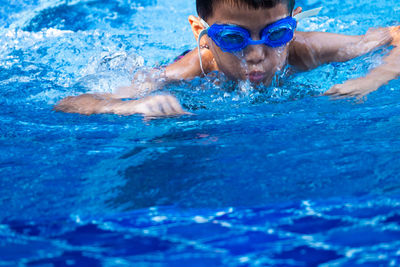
[324, 78, 379, 98]
[124, 94, 191, 117]
[389, 26, 400, 46]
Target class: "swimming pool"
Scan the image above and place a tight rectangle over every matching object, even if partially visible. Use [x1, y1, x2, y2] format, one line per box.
[1, 0, 400, 265]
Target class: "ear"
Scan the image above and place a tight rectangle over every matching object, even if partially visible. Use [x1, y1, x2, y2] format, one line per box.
[293, 6, 303, 17]
[188, 15, 205, 41]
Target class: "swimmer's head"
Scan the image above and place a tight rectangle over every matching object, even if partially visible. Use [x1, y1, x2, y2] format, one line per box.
[190, 0, 297, 85]
[196, 0, 296, 21]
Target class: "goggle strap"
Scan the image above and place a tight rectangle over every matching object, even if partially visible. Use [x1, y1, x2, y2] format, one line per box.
[293, 7, 322, 21]
[200, 19, 210, 28]
[198, 19, 210, 76]
[197, 29, 208, 76]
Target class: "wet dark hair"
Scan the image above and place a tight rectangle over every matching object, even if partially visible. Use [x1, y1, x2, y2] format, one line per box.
[196, 0, 296, 20]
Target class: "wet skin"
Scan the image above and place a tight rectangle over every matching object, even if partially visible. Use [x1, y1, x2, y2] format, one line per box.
[54, 5, 400, 116]
[203, 2, 290, 85]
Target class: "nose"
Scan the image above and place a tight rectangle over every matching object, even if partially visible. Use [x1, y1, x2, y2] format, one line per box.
[244, 44, 266, 65]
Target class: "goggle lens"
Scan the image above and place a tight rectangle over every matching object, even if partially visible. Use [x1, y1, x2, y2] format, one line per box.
[220, 31, 246, 46]
[212, 28, 248, 52]
[207, 17, 296, 52]
[264, 27, 293, 47]
[268, 27, 289, 41]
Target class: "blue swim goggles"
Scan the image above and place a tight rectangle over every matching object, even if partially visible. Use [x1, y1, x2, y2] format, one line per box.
[201, 16, 297, 53]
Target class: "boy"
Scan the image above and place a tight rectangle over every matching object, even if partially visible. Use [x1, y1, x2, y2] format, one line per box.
[54, 0, 400, 117]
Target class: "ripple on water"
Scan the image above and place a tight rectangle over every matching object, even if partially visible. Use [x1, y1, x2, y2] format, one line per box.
[1, 0, 400, 266]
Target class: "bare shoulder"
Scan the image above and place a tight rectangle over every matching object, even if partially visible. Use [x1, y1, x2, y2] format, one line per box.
[288, 31, 364, 69]
[165, 48, 218, 80]
[288, 31, 317, 70]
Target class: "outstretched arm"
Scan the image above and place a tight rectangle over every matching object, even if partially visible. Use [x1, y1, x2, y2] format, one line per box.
[54, 70, 188, 117]
[54, 93, 189, 117]
[290, 26, 398, 70]
[54, 47, 214, 116]
[324, 29, 400, 97]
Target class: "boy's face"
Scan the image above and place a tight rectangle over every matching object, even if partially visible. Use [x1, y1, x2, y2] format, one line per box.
[205, 2, 291, 85]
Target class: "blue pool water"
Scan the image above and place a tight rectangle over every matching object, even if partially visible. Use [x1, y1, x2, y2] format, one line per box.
[1, 0, 400, 265]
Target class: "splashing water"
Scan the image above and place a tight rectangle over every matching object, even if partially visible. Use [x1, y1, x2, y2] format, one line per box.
[1, 0, 400, 265]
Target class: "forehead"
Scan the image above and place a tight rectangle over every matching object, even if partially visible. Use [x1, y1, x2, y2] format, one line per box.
[207, 2, 289, 29]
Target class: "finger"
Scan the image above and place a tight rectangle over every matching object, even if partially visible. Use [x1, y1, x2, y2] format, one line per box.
[158, 102, 168, 115]
[156, 96, 175, 115]
[137, 103, 167, 117]
[53, 97, 75, 112]
[147, 97, 169, 116]
[323, 88, 339, 96]
[331, 95, 350, 100]
[136, 102, 152, 115]
[327, 90, 354, 99]
[182, 110, 195, 115]
[145, 96, 163, 116]
[166, 95, 194, 115]
[150, 97, 178, 117]
[139, 95, 194, 118]
[164, 95, 185, 114]
[389, 25, 400, 45]
[331, 92, 360, 100]
[156, 96, 177, 116]
[328, 87, 359, 97]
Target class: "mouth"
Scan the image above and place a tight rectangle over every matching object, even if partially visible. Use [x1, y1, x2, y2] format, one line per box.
[247, 71, 266, 83]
